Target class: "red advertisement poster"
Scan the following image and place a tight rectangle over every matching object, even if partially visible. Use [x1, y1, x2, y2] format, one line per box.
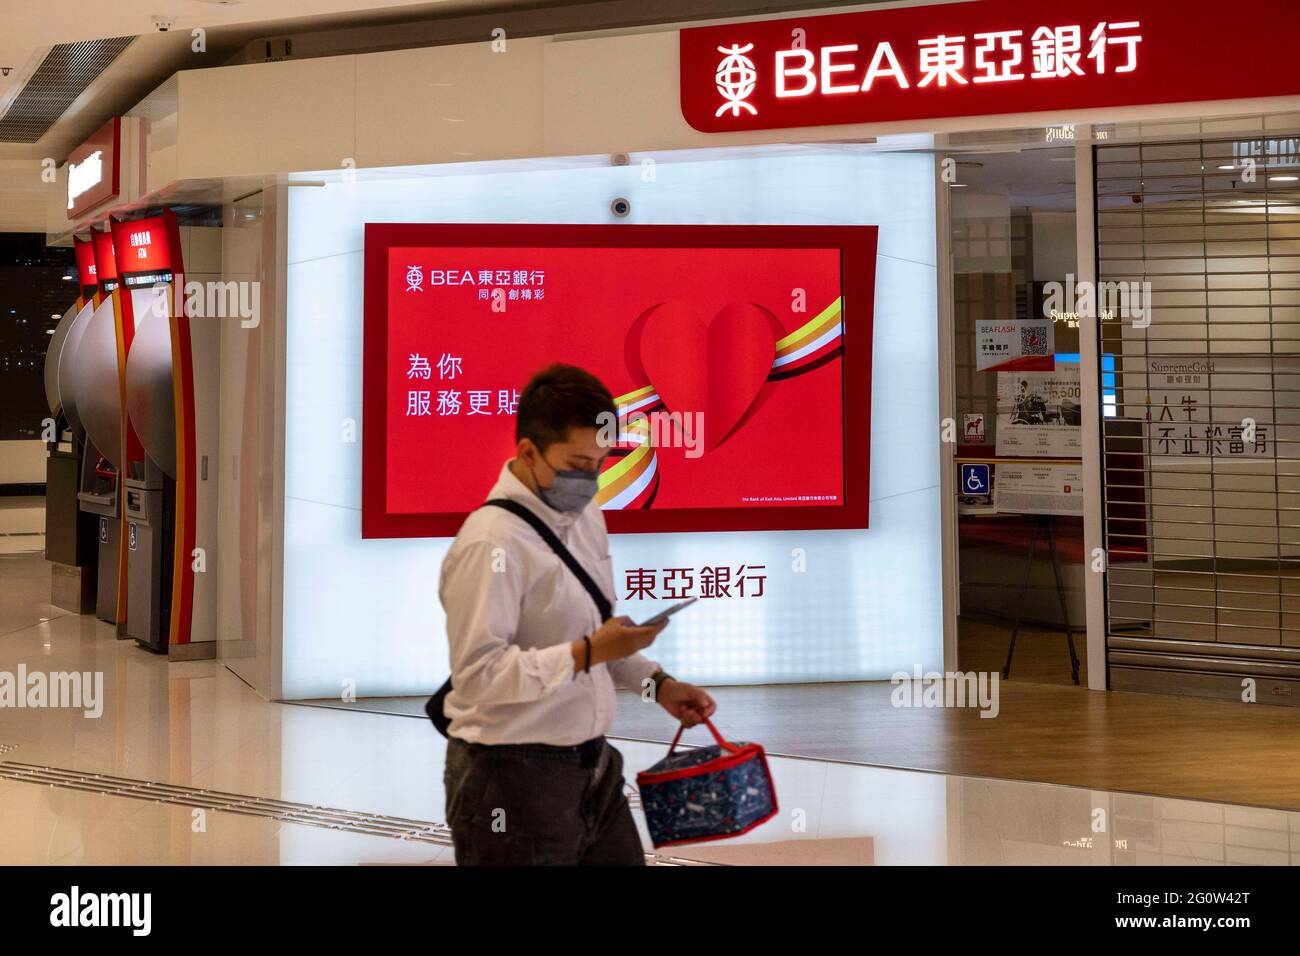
[362, 224, 876, 537]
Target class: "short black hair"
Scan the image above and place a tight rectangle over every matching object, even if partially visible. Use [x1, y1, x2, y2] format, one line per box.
[515, 363, 617, 451]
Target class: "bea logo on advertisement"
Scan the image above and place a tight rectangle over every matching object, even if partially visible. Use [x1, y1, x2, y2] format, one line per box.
[402, 266, 547, 291]
[402, 265, 548, 305]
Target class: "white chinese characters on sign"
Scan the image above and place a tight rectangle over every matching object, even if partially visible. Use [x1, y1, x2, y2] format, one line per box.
[757, 19, 1142, 106]
[129, 229, 153, 260]
[973, 31, 1023, 83]
[402, 266, 546, 307]
[437, 353, 461, 380]
[403, 354, 520, 418]
[407, 354, 432, 380]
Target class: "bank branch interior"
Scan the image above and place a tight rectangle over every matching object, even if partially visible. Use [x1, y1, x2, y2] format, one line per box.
[3, 0, 1300, 870]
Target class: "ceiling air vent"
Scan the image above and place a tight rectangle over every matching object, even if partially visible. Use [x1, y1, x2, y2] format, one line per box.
[0, 36, 135, 144]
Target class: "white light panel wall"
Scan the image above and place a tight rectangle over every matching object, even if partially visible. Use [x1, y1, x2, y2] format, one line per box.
[283, 148, 940, 699]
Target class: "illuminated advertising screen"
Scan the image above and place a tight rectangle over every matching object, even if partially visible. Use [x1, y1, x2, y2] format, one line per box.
[362, 224, 875, 537]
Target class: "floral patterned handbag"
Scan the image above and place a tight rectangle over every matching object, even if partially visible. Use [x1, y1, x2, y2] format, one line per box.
[636, 719, 778, 848]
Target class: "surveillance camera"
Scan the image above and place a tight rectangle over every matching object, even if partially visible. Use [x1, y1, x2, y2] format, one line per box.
[610, 197, 631, 218]
[152, 15, 176, 32]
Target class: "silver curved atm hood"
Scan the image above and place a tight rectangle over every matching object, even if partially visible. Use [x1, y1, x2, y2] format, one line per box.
[51, 300, 96, 435]
[67, 297, 124, 467]
[124, 301, 177, 478]
[44, 301, 82, 422]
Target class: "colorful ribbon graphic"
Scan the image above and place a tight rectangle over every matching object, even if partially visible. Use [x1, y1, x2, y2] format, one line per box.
[597, 296, 844, 509]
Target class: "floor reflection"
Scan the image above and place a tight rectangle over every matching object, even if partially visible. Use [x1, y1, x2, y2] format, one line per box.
[2, 550, 1298, 865]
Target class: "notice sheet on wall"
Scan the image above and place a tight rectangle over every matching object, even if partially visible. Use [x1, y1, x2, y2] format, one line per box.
[995, 463, 1083, 516]
[995, 362, 1081, 457]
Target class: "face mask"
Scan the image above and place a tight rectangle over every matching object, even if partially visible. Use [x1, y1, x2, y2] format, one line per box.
[532, 454, 599, 513]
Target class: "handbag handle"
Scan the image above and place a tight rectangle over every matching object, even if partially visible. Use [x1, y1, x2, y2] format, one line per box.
[668, 718, 738, 756]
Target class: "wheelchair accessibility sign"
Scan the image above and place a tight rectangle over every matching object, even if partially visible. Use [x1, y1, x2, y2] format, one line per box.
[960, 463, 991, 497]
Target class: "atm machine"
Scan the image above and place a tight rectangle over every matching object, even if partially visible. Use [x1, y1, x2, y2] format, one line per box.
[69, 255, 130, 625]
[42, 238, 101, 611]
[113, 211, 187, 653]
[123, 308, 176, 653]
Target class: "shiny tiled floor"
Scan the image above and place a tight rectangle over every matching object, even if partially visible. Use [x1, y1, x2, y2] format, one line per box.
[0, 497, 44, 555]
[3, 549, 1300, 865]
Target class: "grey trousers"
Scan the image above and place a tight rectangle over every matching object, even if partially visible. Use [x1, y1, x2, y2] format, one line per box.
[443, 735, 646, 866]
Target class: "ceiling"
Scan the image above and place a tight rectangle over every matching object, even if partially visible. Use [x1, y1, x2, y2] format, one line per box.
[0, 0, 891, 232]
[2, 1, 517, 49]
[0, 1, 595, 157]
[0, 0, 598, 231]
[955, 147, 1079, 213]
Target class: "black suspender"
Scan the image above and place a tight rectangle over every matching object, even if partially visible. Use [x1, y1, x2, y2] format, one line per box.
[481, 498, 612, 622]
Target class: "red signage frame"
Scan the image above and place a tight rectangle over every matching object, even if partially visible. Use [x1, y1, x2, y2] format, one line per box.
[362, 223, 876, 539]
[680, 0, 1300, 133]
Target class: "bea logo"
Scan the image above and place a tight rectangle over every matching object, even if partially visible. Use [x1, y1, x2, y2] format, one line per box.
[715, 44, 758, 117]
[404, 266, 477, 292]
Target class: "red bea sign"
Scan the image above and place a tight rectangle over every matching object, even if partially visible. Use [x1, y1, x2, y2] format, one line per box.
[111, 214, 177, 287]
[73, 237, 97, 295]
[66, 118, 120, 219]
[91, 229, 119, 289]
[679, 0, 1300, 133]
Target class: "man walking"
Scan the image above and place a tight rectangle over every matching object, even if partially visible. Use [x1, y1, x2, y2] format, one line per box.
[440, 363, 716, 865]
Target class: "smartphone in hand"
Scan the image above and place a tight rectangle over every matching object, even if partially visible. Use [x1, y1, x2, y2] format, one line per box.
[638, 597, 699, 627]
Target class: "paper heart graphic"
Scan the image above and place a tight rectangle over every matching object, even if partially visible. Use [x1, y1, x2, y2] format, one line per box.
[634, 301, 780, 451]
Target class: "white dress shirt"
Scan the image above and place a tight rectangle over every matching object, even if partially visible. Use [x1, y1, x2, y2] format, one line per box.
[440, 460, 660, 745]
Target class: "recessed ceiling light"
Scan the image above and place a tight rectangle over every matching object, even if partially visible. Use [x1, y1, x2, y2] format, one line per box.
[1218, 165, 1235, 170]
[949, 183, 967, 187]
[1271, 175, 1298, 182]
